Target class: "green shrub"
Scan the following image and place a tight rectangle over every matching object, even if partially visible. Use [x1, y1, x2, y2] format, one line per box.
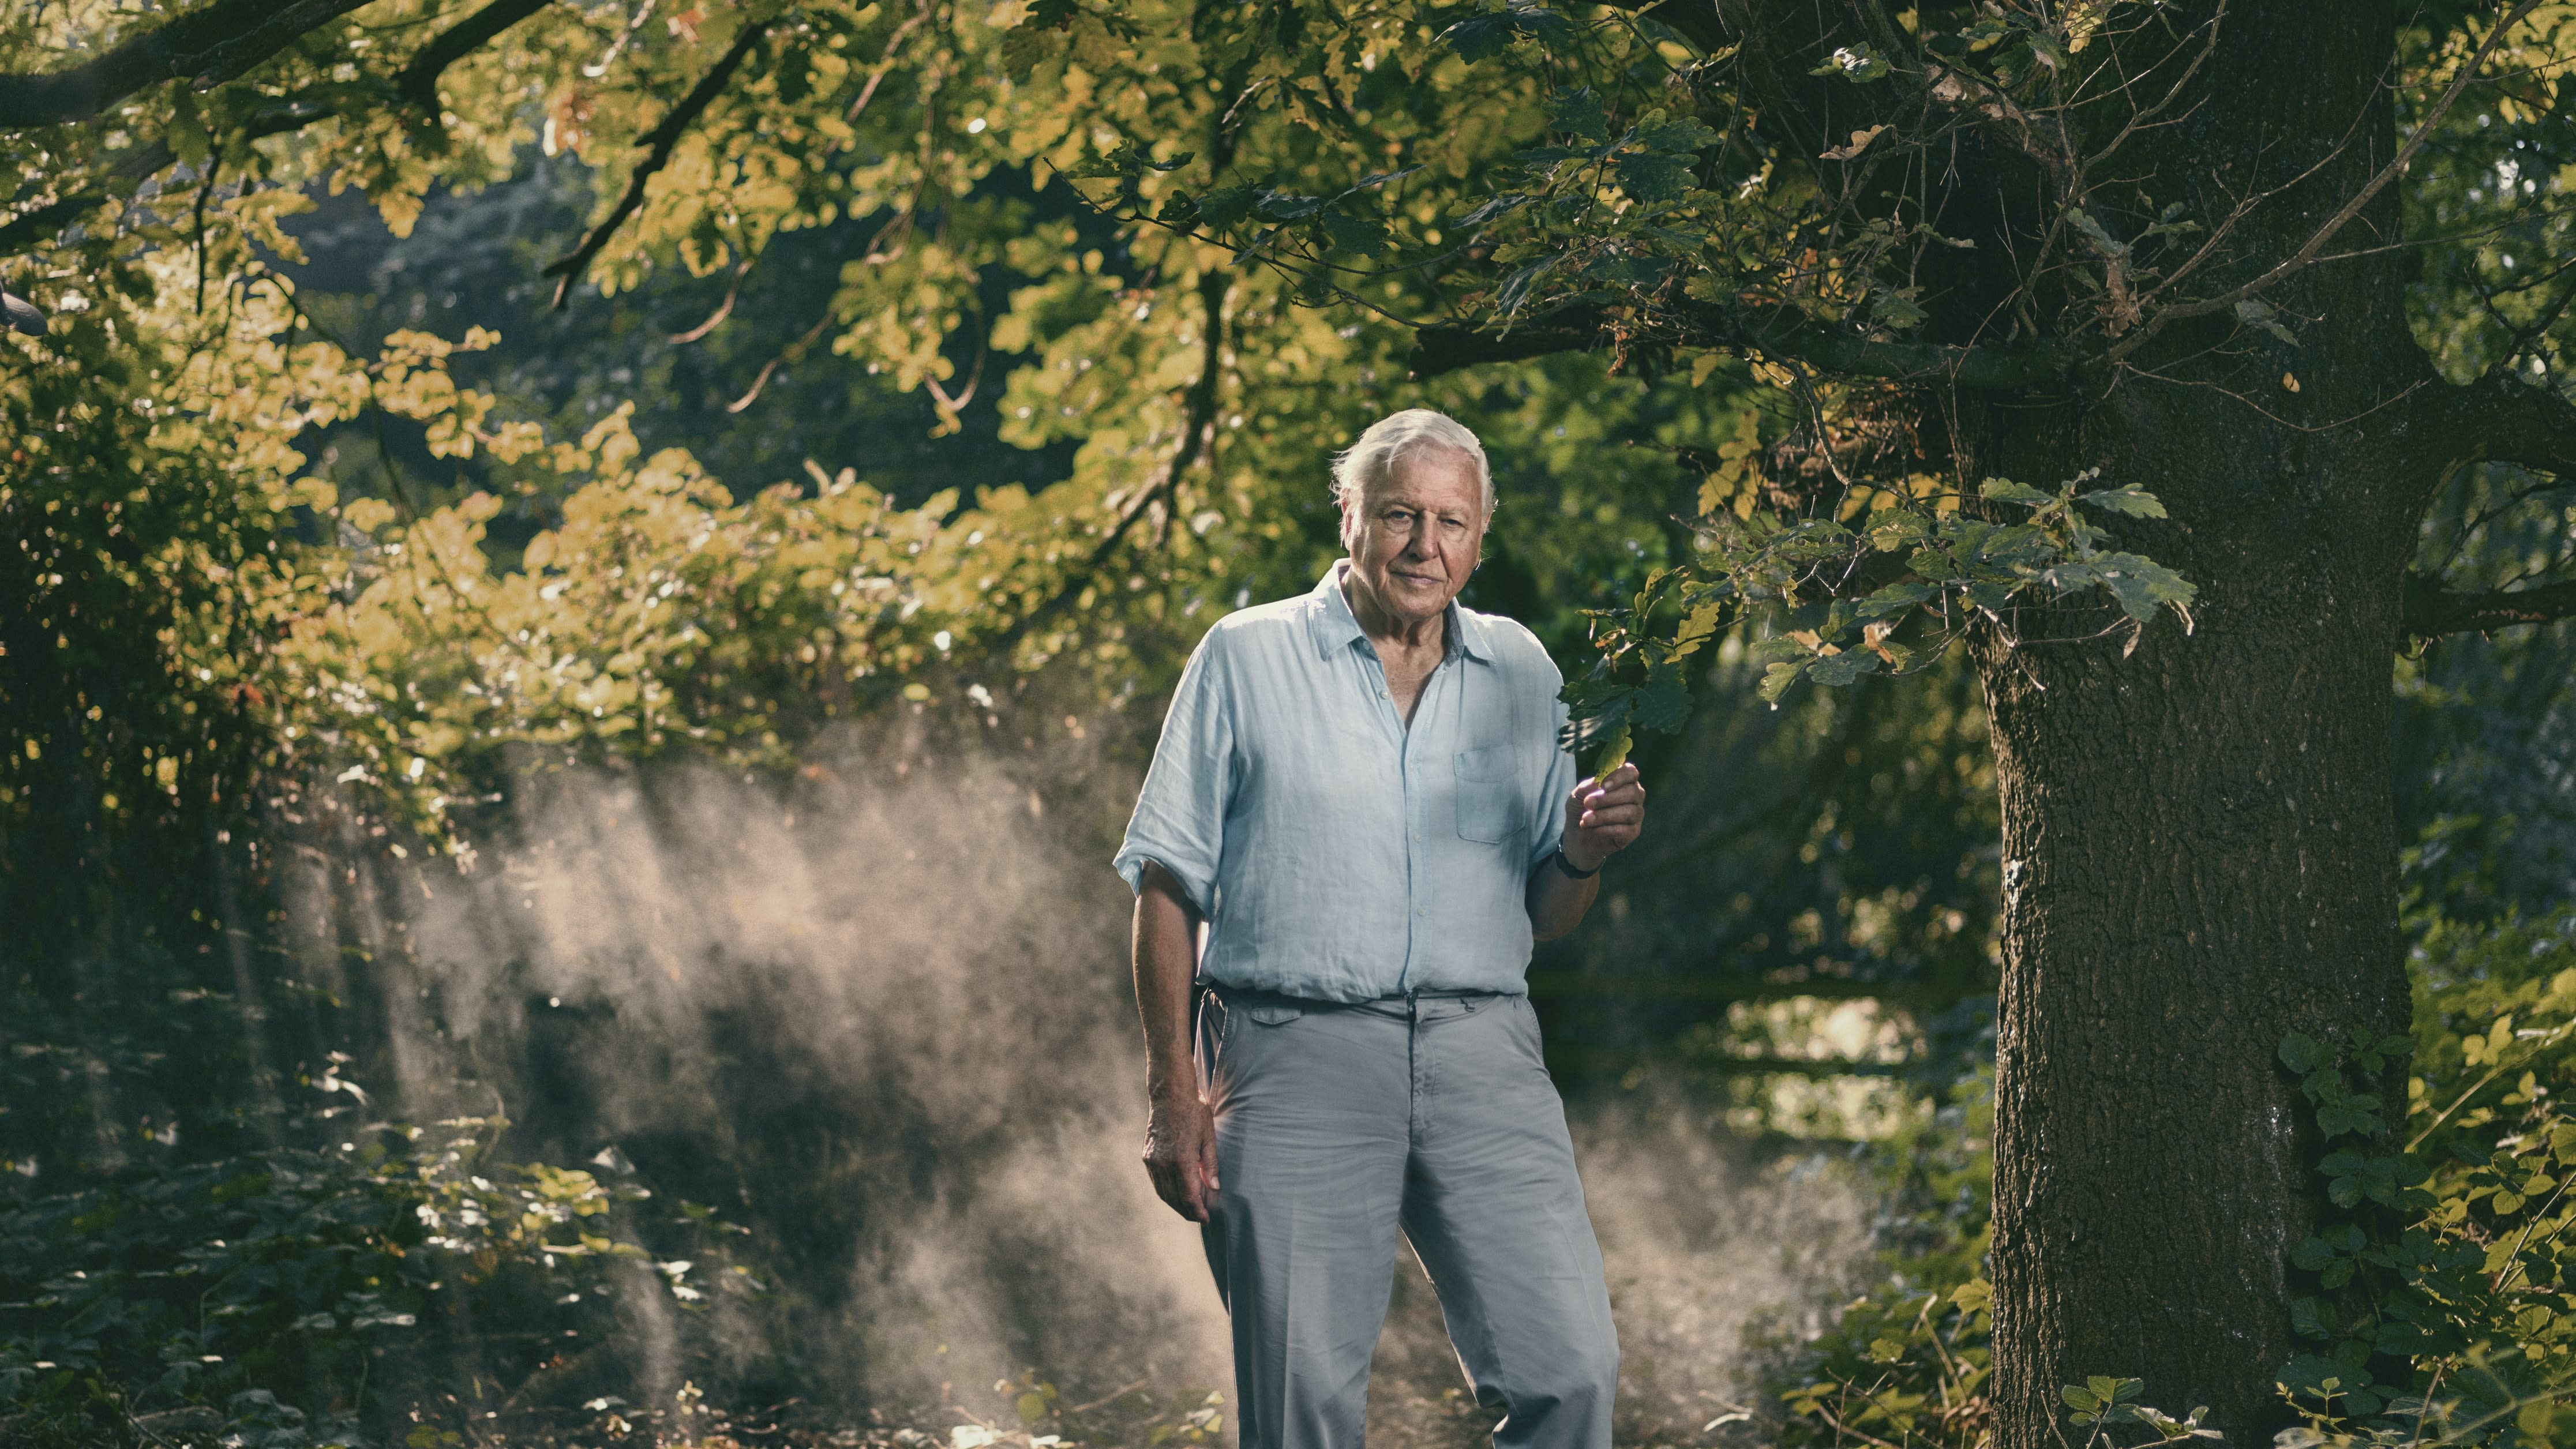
[1765, 1063, 1996, 1448]
[0, 1114, 744, 1446]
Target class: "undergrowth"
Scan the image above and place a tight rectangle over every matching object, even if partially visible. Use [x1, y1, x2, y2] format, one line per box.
[0, 1109, 749, 1447]
[1761, 906, 2576, 1449]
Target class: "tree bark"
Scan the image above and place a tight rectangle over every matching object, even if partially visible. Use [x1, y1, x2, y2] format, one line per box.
[1975, 453, 2416, 1439]
[1969, 1, 2434, 1437]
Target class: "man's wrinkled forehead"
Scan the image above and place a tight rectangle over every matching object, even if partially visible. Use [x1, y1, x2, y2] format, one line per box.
[1356, 445, 1483, 513]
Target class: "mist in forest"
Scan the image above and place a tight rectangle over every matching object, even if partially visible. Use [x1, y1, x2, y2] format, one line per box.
[276, 720, 1872, 1434]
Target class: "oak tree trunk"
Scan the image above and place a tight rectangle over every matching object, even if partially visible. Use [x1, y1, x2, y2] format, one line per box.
[1977, 457, 2416, 1439]
[1972, 2, 2435, 1437]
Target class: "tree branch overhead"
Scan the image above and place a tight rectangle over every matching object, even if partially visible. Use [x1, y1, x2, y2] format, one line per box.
[2405, 573, 2576, 637]
[2400, 370, 2576, 637]
[396, 0, 557, 112]
[1410, 303, 2072, 390]
[0, 0, 373, 128]
[2435, 369, 2576, 476]
[540, 22, 770, 310]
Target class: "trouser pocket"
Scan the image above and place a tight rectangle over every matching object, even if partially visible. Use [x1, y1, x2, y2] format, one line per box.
[1202, 987, 1311, 1099]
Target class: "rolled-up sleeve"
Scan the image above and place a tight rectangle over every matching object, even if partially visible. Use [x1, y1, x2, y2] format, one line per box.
[1529, 659, 1576, 868]
[1112, 629, 1235, 915]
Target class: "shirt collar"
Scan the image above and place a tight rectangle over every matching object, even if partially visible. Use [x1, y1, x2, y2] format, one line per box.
[1307, 559, 1492, 664]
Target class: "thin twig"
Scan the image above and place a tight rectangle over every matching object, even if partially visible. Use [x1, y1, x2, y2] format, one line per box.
[844, 2, 929, 126]
[725, 312, 832, 413]
[983, 265, 1230, 658]
[2109, 0, 2544, 363]
[1062, 1379, 1150, 1416]
[1808, 1401, 1906, 1449]
[192, 143, 220, 315]
[2407, 1021, 2575, 1152]
[2116, 364, 2432, 434]
[669, 258, 750, 343]
[542, 21, 770, 309]
[2082, 1, 2228, 171]
[2490, 1169, 2575, 1295]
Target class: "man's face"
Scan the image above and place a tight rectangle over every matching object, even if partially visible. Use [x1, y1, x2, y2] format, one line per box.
[1344, 447, 1487, 629]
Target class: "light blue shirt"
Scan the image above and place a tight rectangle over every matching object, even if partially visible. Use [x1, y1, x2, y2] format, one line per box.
[1113, 560, 1577, 1003]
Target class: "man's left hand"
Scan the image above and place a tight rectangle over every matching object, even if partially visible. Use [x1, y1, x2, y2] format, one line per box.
[1561, 762, 1645, 872]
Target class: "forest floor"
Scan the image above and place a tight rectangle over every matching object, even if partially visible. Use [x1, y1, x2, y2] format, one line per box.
[297, 1275, 1555, 1449]
[72, 1215, 1753, 1449]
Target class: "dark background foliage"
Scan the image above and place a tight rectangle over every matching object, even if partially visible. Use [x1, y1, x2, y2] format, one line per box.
[5, 0, 2576, 1444]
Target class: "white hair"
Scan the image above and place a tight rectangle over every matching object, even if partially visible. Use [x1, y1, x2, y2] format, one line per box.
[1329, 409, 1494, 545]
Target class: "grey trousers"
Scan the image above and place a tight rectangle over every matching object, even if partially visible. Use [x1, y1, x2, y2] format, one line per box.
[1194, 986, 1619, 1449]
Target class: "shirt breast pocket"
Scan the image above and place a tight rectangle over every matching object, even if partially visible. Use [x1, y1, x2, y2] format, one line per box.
[1452, 745, 1522, 845]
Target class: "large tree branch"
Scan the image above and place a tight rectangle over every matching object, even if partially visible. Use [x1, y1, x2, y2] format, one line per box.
[0, 143, 171, 253]
[0, 102, 324, 255]
[1, 0, 545, 254]
[1409, 302, 2072, 389]
[539, 22, 768, 309]
[1600, 0, 1729, 55]
[395, 0, 556, 112]
[2404, 573, 2576, 637]
[2430, 369, 2576, 475]
[2397, 371, 2576, 637]
[0, 0, 371, 129]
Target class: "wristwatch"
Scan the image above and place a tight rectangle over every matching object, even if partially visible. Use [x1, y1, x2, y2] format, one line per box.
[1552, 846, 1600, 880]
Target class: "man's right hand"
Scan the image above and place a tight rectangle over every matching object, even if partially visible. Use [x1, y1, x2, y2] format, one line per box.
[1133, 860, 1219, 1222]
[1142, 1088, 1220, 1222]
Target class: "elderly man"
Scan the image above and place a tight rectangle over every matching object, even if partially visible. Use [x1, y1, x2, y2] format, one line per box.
[1112, 408, 1645, 1449]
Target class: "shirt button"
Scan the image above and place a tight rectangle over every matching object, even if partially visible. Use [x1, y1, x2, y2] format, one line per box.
[1413, 832, 1424, 842]
[1416, 908, 1428, 917]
